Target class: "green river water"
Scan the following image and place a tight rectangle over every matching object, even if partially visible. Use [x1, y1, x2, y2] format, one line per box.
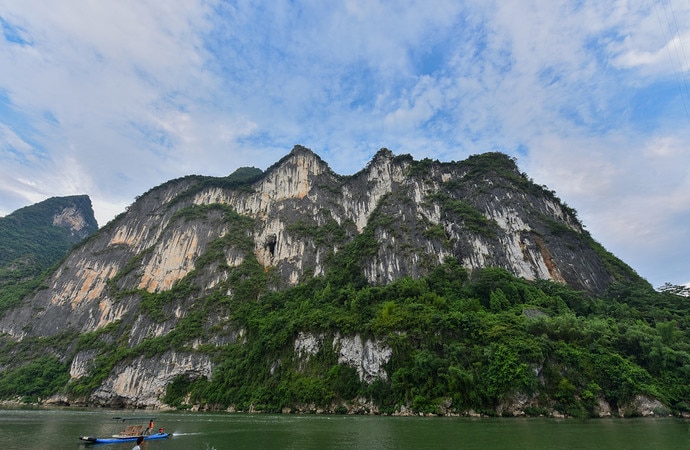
[0, 407, 688, 449]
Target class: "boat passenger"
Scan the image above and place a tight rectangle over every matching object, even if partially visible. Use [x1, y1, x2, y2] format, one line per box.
[132, 436, 144, 450]
[146, 419, 154, 435]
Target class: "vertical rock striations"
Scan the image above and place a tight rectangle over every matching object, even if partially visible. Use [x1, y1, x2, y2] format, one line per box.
[0, 146, 644, 408]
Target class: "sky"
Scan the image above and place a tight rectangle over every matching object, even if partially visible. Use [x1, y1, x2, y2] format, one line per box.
[0, 0, 688, 289]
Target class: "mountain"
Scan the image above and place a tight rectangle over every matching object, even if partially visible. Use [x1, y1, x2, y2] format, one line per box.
[0, 146, 687, 418]
[0, 194, 98, 270]
[0, 195, 98, 311]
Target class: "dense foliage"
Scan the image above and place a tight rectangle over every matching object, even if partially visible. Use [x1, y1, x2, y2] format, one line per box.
[57, 239, 675, 418]
[0, 356, 71, 403]
[154, 260, 688, 417]
[0, 331, 75, 403]
[6, 250, 687, 416]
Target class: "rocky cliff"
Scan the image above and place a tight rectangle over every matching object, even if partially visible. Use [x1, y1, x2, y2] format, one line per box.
[0, 146, 649, 412]
[0, 194, 98, 288]
[0, 194, 97, 264]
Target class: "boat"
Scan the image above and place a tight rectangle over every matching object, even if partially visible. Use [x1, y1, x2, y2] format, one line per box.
[79, 432, 172, 444]
[79, 417, 172, 444]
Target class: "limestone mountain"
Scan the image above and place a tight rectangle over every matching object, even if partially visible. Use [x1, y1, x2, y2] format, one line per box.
[0, 146, 639, 338]
[1, 146, 679, 418]
[0, 194, 98, 284]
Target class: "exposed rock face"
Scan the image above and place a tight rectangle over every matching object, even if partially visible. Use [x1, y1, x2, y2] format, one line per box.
[70, 350, 98, 380]
[294, 332, 324, 360]
[90, 352, 213, 408]
[619, 395, 669, 417]
[335, 333, 392, 383]
[52, 205, 90, 235]
[0, 146, 644, 407]
[294, 332, 392, 383]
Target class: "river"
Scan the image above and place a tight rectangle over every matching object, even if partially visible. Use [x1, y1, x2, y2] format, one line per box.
[0, 407, 688, 449]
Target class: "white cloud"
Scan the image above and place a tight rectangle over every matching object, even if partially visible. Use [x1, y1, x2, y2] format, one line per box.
[607, 1, 690, 74]
[0, 123, 34, 159]
[0, 0, 688, 286]
[0, 0, 228, 223]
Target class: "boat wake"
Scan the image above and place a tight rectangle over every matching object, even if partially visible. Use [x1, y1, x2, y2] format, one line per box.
[172, 432, 203, 436]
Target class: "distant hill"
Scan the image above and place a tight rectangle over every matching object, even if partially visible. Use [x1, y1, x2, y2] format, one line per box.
[0, 195, 98, 283]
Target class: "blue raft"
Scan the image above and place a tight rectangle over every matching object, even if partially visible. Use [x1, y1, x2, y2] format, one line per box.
[79, 431, 171, 444]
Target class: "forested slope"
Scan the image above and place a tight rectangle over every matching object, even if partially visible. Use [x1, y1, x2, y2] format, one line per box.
[0, 195, 97, 314]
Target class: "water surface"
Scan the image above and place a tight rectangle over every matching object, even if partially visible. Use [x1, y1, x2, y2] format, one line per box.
[0, 407, 688, 449]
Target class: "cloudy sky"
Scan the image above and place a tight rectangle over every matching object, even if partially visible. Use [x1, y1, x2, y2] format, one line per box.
[1, 1, 688, 288]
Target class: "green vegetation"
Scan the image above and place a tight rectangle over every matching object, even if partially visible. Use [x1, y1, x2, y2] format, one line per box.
[0, 331, 77, 403]
[286, 211, 350, 248]
[458, 153, 580, 219]
[0, 270, 48, 316]
[0, 195, 97, 270]
[585, 235, 644, 284]
[0, 356, 71, 403]
[2, 243, 687, 416]
[152, 259, 690, 417]
[406, 157, 435, 178]
[427, 192, 497, 237]
[152, 166, 263, 208]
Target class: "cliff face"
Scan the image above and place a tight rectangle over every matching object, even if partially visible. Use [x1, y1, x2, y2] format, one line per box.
[0, 146, 643, 408]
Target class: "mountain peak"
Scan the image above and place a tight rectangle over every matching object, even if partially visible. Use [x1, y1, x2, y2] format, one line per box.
[264, 145, 332, 176]
[373, 147, 395, 161]
[0, 194, 98, 276]
[290, 144, 316, 157]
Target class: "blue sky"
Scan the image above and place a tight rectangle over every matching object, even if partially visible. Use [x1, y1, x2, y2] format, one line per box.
[0, 0, 688, 288]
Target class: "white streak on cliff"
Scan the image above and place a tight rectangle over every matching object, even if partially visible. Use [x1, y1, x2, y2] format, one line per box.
[109, 224, 155, 250]
[53, 259, 120, 306]
[138, 226, 203, 292]
[70, 350, 96, 379]
[342, 152, 406, 232]
[91, 352, 213, 407]
[52, 206, 87, 232]
[293, 332, 392, 384]
[335, 333, 392, 384]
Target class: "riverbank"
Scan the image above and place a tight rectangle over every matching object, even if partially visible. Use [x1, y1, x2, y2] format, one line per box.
[4, 391, 687, 419]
